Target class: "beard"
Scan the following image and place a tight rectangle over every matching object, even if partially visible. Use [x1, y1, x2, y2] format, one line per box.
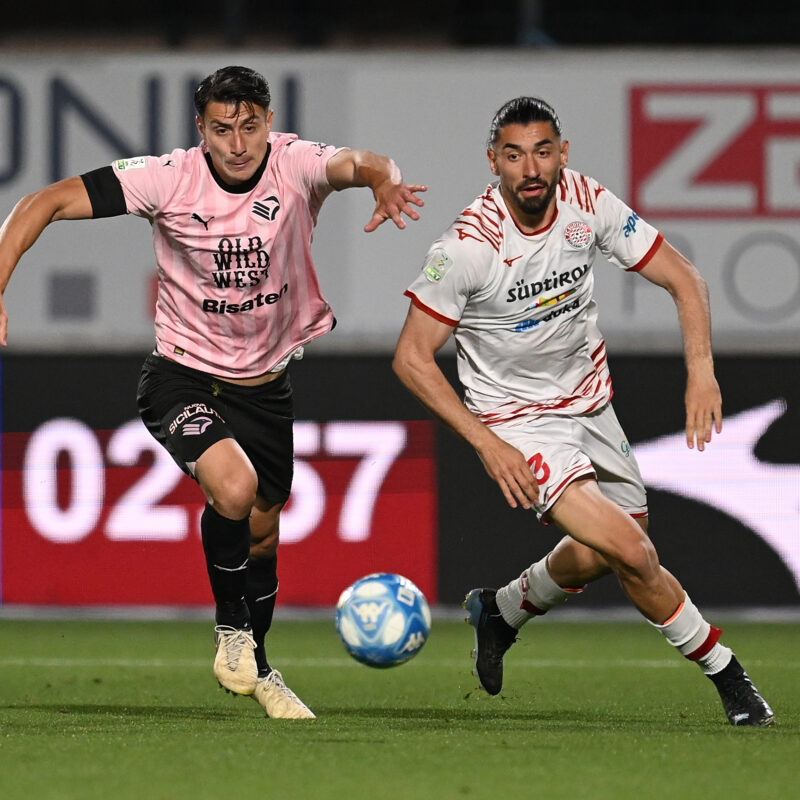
[509, 176, 558, 217]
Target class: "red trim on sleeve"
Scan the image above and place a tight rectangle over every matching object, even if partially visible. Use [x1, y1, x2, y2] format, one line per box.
[404, 290, 459, 327]
[626, 231, 664, 273]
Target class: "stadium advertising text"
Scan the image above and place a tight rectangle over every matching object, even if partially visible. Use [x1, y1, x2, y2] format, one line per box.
[631, 85, 800, 218]
[0, 419, 437, 606]
[1, 62, 799, 350]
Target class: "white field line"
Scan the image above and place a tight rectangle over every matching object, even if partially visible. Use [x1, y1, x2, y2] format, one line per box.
[0, 656, 792, 669]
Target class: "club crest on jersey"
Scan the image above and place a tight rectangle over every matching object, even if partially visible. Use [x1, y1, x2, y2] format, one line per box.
[423, 249, 453, 283]
[564, 221, 593, 249]
[252, 196, 281, 222]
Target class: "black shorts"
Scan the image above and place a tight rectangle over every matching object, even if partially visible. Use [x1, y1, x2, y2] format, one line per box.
[137, 353, 295, 503]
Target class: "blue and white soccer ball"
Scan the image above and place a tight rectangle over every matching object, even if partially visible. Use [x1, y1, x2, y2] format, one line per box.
[335, 572, 431, 668]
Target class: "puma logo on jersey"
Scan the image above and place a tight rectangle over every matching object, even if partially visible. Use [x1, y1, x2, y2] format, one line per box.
[191, 213, 215, 230]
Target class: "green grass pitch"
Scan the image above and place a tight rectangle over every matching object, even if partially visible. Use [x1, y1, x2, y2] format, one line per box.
[1, 616, 798, 799]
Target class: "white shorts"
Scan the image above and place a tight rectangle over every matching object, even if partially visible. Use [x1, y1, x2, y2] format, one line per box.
[495, 403, 648, 520]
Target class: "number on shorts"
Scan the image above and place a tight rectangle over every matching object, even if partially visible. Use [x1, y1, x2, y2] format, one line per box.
[527, 452, 551, 483]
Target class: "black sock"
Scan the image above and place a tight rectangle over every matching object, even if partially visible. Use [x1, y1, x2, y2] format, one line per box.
[708, 654, 743, 686]
[245, 556, 278, 676]
[200, 503, 251, 630]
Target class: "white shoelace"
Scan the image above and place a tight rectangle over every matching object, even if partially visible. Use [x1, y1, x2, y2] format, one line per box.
[217, 628, 253, 670]
[264, 670, 302, 701]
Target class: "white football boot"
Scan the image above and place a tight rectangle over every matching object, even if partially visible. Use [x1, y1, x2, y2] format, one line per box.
[213, 625, 258, 696]
[252, 669, 316, 719]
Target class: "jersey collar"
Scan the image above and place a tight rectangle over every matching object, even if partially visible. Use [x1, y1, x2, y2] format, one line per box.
[204, 143, 271, 194]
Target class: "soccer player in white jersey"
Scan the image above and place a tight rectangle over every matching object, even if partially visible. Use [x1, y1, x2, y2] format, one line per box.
[393, 96, 773, 727]
[0, 65, 426, 719]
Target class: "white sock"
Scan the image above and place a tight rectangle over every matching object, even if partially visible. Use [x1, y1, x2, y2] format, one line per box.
[496, 555, 583, 629]
[650, 593, 732, 675]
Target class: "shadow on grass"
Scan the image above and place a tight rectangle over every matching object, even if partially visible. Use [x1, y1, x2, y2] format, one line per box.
[310, 704, 717, 734]
[3, 702, 738, 736]
[2, 703, 240, 721]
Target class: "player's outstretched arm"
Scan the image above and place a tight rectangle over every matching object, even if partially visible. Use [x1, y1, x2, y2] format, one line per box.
[326, 149, 426, 232]
[0, 176, 94, 346]
[393, 302, 539, 509]
[638, 239, 723, 451]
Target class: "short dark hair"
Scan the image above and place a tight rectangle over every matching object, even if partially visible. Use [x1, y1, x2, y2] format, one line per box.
[194, 65, 271, 118]
[487, 97, 562, 148]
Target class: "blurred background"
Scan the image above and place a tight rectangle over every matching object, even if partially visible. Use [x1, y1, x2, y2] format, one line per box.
[3, 1, 800, 49]
[1, 1, 798, 613]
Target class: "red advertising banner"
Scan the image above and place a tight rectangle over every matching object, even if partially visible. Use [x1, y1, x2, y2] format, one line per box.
[1, 419, 437, 606]
[630, 84, 800, 218]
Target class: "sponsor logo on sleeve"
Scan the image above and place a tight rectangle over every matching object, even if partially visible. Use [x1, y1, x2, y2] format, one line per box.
[423, 249, 453, 283]
[622, 212, 640, 238]
[115, 156, 147, 171]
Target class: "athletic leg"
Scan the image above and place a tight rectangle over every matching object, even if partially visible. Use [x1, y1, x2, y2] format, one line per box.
[549, 479, 773, 725]
[469, 532, 610, 695]
[548, 477, 683, 622]
[495, 534, 610, 627]
[195, 438, 260, 695]
[196, 438, 259, 626]
[246, 495, 315, 719]
[246, 497, 282, 676]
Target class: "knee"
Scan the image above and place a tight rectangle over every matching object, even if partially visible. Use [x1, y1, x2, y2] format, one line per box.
[208, 472, 258, 519]
[609, 533, 660, 582]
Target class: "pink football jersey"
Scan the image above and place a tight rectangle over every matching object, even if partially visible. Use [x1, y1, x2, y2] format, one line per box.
[112, 133, 343, 378]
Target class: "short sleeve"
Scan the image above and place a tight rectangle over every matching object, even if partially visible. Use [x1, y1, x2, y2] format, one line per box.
[279, 138, 345, 207]
[111, 151, 186, 218]
[404, 234, 492, 326]
[593, 188, 662, 271]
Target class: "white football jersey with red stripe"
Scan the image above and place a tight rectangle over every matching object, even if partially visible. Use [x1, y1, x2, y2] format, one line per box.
[113, 133, 343, 378]
[404, 168, 663, 424]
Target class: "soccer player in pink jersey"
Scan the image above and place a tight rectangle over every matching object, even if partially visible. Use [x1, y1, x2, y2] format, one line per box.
[393, 96, 773, 726]
[0, 65, 426, 719]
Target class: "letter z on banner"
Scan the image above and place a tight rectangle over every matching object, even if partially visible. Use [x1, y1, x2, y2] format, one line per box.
[630, 84, 800, 218]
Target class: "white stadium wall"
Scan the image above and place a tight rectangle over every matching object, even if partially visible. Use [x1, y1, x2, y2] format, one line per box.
[1, 50, 800, 354]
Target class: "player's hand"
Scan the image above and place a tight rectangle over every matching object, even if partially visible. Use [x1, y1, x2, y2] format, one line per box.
[685, 369, 722, 451]
[476, 433, 540, 509]
[364, 180, 426, 232]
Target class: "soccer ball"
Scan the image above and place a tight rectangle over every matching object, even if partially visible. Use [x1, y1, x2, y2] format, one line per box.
[335, 572, 431, 668]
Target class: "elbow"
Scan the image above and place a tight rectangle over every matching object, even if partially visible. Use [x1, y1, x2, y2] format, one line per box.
[391, 349, 409, 385]
[392, 344, 421, 390]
